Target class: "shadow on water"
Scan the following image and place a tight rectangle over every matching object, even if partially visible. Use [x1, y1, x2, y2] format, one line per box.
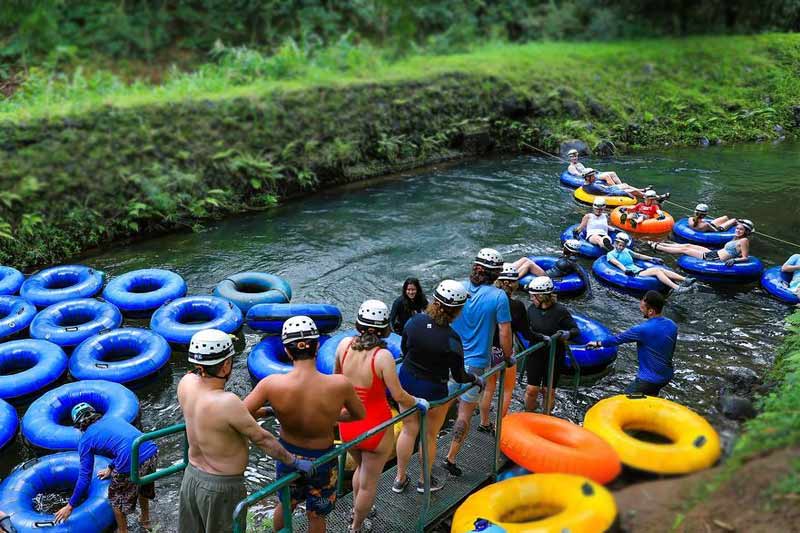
[2, 142, 799, 529]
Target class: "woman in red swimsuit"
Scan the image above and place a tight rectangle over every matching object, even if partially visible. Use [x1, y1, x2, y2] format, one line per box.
[335, 299, 423, 533]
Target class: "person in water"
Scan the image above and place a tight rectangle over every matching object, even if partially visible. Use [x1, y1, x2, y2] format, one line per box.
[179, 329, 310, 533]
[394, 280, 483, 493]
[781, 254, 800, 296]
[687, 203, 738, 232]
[648, 219, 755, 266]
[586, 290, 677, 396]
[566, 149, 622, 185]
[335, 300, 425, 532]
[389, 278, 428, 334]
[485, 264, 534, 424]
[245, 317, 365, 533]
[0, 512, 15, 533]
[574, 197, 614, 251]
[524, 276, 579, 412]
[444, 248, 514, 477]
[53, 404, 158, 532]
[608, 232, 692, 293]
[582, 168, 661, 200]
[618, 189, 667, 228]
[512, 239, 584, 281]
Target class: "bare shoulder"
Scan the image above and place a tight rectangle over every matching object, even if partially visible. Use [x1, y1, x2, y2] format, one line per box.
[374, 348, 396, 372]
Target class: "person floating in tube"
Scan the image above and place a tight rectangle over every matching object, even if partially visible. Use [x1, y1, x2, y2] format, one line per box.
[607, 232, 693, 294]
[617, 189, 670, 229]
[781, 254, 800, 298]
[687, 203, 739, 232]
[566, 148, 622, 186]
[573, 197, 614, 251]
[581, 168, 658, 200]
[511, 239, 587, 285]
[648, 219, 755, 267]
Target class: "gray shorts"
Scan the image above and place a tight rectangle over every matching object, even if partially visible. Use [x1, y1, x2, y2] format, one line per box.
[448, 365, 487, 403]
[179, 463, 247, 533]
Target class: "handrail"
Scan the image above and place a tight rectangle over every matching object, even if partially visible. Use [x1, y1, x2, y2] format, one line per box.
[129, 338, 562, 532]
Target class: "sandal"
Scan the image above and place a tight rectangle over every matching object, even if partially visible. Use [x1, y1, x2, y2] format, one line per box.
[477, 422, 495, 435]
[648, 241, 660, 252]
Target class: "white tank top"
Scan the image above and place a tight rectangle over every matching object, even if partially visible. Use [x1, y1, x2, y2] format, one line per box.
[586, 213, 609, 236]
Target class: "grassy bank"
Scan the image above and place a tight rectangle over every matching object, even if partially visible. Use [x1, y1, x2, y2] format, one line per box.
[1, 34, 799, 269]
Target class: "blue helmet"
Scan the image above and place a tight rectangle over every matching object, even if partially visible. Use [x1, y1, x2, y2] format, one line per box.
[71, 402, 95, 424]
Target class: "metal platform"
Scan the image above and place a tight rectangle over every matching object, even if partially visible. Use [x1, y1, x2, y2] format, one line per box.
[291, 414, 499, 532]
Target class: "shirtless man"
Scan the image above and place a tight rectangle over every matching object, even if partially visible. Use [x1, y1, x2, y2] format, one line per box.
[245, 316, 365, 533]
[178, 329, 314, 533]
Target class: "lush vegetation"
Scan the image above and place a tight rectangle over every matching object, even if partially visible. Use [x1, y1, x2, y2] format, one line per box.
[1, 34, 798, 269]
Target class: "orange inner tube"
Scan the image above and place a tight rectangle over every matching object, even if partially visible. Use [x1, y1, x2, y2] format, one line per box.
[610, 206, 674, 234]
[500, 413, 621, 485]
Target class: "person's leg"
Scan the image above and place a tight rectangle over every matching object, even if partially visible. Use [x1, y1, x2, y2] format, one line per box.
[112, 507, 128, 533]
[639, 267, 680, 290]
[525, 385, 540, 412]
[650, 242, 708, 258]
[663, 270, 686, 282]
[588, 233, 613, 250]
[394, 412, 420, 486]
[350, 449, 362, 505]
[479, 373, 497, 427]
[139, 496, 151, 529]
[445, 399, 478, 471]
[514, 257, 546, 277]
[352, 435, 391, 530]
[501, 366, 516, 417]
[718, 217, 737, 230]
[422, 403, 451, 482]
[625, 377, 664, 396]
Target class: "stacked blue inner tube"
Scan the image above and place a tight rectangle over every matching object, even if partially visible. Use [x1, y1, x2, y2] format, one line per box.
[30, 298, 122, 348]
[560, 224, 629, 259]
[677, 255, 764, 284]
[151, 295, 243, 345]
[22, 380, 139, 450]
[566, 313, 618, 371]
[0, 339, 67, 402]
[0, 399, 18, 449]
[103, 268, 187, 316]
[592, 256, 670, 294]
[0, 452, 115, 532]
[316, 329, 403, 375]
[672, 218, 737, 246]
[70, 328, 171, 384]
[246, 303, 342, 333]
[20, 265, 104, 308]
[0, 266, 24, 295]
[518, 256, 587, 295]
[559, 170, 584, 189]
[761, 266, 799, 305]
[0, 295, 37, 341]
[214, 272, 292, 312]
[248, 335, 331, 381]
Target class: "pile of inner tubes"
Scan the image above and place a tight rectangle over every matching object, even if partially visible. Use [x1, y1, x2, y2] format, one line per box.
[21, 265, 104, 308]
[518, 256, 587, 296]
[103, 268, 187, 316]
[0, 295, 37, 341]
[70, 328, 171, 385]
[30, 298, 123, 348]
[246, 303, 342, 333]
[761, 266, 799, 305]
[214, 272, 292, 312]
[0, 339, 68, 401]
[676, 255, 764, 284]
[22, 380, 140, 450]
[672, 217, 736, 246]
[0, 266, 24, 295]
[0, 399, 18, 449]
[151, 295, 243, 345]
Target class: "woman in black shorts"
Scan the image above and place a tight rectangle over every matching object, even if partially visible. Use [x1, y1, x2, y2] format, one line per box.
[525, 276, 579, 413]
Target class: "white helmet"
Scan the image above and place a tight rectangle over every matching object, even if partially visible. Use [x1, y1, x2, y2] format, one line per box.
[567, 148, 579, 157]
[614, 232, 631, 245]
[281, 315, 320, 345]
[527, 276, 554, 295]
[582, 168, 597, 178]
[474, 248, 503, 269]
[645, 189, 658, 199]
[563, 239, 582, 254]
[356, 300, 390, 328]
[497, 263, 519, 282]
[694, 203, 709, 214]
[592, 197, 607, 209]
[434, 280, 468, 307]
[739, 219, 755, 233]
[188, 329, 234, 365]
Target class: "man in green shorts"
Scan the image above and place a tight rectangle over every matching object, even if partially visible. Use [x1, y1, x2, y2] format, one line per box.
[178, 329, 315, 533]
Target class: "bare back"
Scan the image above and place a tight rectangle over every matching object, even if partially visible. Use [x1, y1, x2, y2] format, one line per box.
[178, 372, 249, 475]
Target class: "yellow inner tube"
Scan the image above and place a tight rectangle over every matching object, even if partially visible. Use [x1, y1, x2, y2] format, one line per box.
[583, 394, 721, 474]
[574, 186, 637, 207]
[451, 473, 617, 533]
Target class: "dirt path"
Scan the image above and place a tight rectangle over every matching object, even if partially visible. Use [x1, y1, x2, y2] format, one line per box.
[614, 446, 800, 532]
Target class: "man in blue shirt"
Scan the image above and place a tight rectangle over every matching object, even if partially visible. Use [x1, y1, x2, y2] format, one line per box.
[54, 403, 159, 533]
[444, 248, 513, 476]
[587, 290, 678, 396]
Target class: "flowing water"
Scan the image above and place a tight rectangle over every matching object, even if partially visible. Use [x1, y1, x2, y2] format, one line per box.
[2, 142, 800, 530]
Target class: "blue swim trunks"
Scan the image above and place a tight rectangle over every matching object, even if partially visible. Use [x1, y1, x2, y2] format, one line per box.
[275, 439, 337, 517]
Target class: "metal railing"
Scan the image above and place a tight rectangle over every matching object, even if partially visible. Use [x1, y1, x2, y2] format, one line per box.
[131, 337, 566, 532]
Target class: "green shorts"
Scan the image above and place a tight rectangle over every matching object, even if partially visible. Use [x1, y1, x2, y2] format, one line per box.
[178, 463, 247, 533]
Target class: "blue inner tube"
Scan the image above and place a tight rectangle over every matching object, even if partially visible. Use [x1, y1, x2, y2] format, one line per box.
[30, 298, 123, 348]
[22, 380, 139, 450]
[0, 295, 37, 341]
[559, 170, 584, 189]
[246, 303, 343, 334]
[150, 295, 243, 345]
[0, 339, 68, 401]
[567, 313, 618, 370]
[21, 265, 104, 308]
[0, 399, 18, 449]
[70, 328, 172, 385]
[518, 256, 587, 296]
[103, 268, 187, 316]
[0, 266, 24, 295]
[672, 218, 736, 247]
[316, 329, 403, 375]
[677, 255, 764, 283]
[761, 266, 799, 305]
[0, 451, 114, 532]
[560, 224, 629, 259]
[497, 463, 531, 481]
[247, 334, 332, 381]
[213, 272, 292, 312]
[592, 256, 669, 294]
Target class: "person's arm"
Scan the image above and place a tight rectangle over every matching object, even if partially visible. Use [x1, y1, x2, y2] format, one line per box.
[606, 253, 627, 271]
[782, 256, 800, 273]
[377, 351, 415, 410]
[56, 442, 95, 522]
[389, 298, 402, 333]
[496, 295, 513, 360]
[576, 214, 589, 235]
[227, 394, 296, 465]
[243, 376, 274, 417]
[597, 322, 644, 348]
[337, 377, 366, 422]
